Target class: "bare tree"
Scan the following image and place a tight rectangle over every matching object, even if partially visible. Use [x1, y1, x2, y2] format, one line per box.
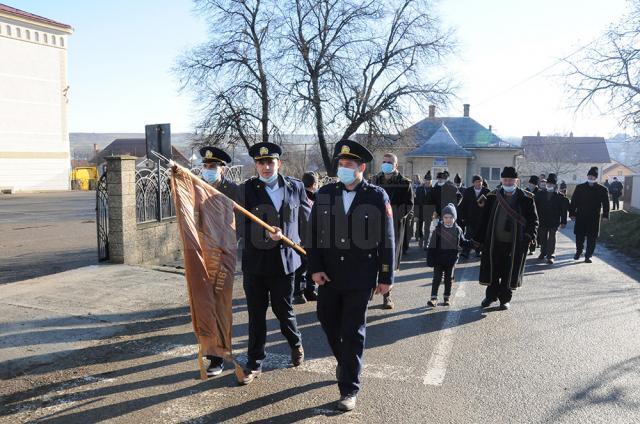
[335, 0, 455, 142]
[565, 1, 640, 130]
[281, 0, 379, 173]
[176, 0, 283, 151]
[282, 0, 455, 174]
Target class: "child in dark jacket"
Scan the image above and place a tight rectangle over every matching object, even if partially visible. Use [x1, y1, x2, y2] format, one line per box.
[425, 203, 471, 307]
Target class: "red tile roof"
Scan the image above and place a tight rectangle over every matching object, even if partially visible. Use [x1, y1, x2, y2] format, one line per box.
[0, 3, 72, 30]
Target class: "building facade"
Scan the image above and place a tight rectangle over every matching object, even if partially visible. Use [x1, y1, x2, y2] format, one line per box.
[369, 104, 521, 186]
[0, 4, 72, 192]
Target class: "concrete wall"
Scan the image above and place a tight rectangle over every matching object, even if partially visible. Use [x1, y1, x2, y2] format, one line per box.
[627, 174, 640, 214]
[0, 15, 72, 192]
[106, 156, 181, 265]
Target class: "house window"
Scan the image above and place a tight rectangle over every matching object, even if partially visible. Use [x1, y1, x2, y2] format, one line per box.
[60, 37, 64, 47]
[481, 167, 502, 180]
[34, 32, 39, 42]
[618, 170, 623, 176]
[51, 35, 56, 45]
[43, 33, 48, 43]
[16, 27, 21, 38]
[5, 25, 11, 36]
[25, 29, 30, 40]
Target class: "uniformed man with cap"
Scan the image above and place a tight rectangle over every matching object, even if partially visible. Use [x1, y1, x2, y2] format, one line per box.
[238, 142, 312, 385]
[308, 139, 395, 411]
[198, 146, 240, 377]
[414, 171, 434, 249]
[199, 146, 240, 201]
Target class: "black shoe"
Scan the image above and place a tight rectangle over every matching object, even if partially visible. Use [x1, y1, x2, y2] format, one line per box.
[443, 297, 451, 306]
[537, 253, 545, 260]
[481, 298, 493, 308]
[574, 251, 582, 260]
[546, 257, 554, 265]
[383, 296, 395, 309]
[304, 290, 318, 301]
[475, 251, 482, 258]
[291, 346, 305, 367]
[427, 298, 437, 307]
[584, 257, 593, 263]
[206, 357, 224, 377]
[499, 302, 510, 310]
[293, 294, 307, 305]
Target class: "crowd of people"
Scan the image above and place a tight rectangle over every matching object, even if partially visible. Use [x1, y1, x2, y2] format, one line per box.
[194, 140, 614, 412]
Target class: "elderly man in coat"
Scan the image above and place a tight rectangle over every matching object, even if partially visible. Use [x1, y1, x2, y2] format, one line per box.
[569, 167, 610, 263]
[473, 166, 539, 310]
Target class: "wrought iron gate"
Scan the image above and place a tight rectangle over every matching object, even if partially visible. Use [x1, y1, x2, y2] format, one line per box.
[96, 172, 109, 261]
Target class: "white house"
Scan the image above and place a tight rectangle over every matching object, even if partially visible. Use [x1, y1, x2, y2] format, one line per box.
[0, 4, 73, 192]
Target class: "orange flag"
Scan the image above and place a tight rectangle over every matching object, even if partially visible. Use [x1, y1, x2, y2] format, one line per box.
[170, 164, 243, 381]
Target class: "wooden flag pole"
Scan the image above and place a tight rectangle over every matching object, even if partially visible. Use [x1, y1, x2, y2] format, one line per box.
[156, 152, 307, 257]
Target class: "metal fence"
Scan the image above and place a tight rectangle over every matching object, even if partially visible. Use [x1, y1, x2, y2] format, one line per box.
[96, 173, 109, 261]
[136, 165, 175, 224]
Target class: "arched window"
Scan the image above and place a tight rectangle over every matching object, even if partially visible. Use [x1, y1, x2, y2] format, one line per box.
[34, 32, 39, 42]
[5, 25, 11, 36]
[16, 27, 21, 38]
[43, 33, 48, 43]
[25, 29, 30, 40]
[60, 37, 64, 47]
[51, 35, 56, 45]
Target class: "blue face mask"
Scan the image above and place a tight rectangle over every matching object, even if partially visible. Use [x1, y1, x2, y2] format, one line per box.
[337, 166, 357, 185]
[381, 163, 394, 174]
[503, 184, 516, 193]
[259, 173, 278, 184]
[587, 178, 596, 185]
[201, 169, 220, 183]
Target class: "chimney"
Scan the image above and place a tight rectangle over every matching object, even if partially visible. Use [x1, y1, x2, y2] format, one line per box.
[488, 125, 492, 132]
[463, 104, 470, 117]
[569, 131, 573, 138]
[428, 104, 436, 118]
[536, 131, 540, 137]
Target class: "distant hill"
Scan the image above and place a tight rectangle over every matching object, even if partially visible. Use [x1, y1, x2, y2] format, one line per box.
[70, 132, 196, 160]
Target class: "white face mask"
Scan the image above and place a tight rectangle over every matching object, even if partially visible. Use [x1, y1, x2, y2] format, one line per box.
[436, 180, 445, 186]
[503, 184, 516, 193]
[587, 178, 596, 185]
[546, 184, 555, 191]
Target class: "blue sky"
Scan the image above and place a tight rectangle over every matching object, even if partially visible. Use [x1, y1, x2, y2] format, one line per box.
[8, 0, 631, 137]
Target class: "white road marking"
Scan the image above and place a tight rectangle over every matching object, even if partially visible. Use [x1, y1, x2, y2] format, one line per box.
[422, 271, 468, 386]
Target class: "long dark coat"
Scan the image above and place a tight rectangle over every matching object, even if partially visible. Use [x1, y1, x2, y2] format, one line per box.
[458, 186, 490, 229]
[569, 182, 610, 237]
[474, 188, 539, 289]
[427, 180, 462, 218]
[414, 185, 435, 222]
[371, 172, 414, 268]
[534, 190, 568, 228]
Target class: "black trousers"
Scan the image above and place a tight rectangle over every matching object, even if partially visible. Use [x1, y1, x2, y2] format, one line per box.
[243, 273, 302, 370]
[293, 257, 316, 296]
[431, 264, 454, 298]
[415, 218, 425, 240]
[538, 226, 558, 258]
[575, 232, 597, 258]
[612, 195, 620, 210]
[317, 285, 371, 396]
[486, 241, 514, 304]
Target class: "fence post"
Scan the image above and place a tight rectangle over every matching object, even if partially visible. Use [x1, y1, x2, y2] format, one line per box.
[106, 156, 137, 264]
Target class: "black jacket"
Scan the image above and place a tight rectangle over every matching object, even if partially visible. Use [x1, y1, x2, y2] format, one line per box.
[570, 182, 610, 237]
[371, 171, 414, 222]
[609, 181, 623, 196]
[534, 190, 568, 228]
[458, 186, 490, 228]
[239, 175, 311, 275]
[307, 180, 395, 290]
[426, 223, 471, 267]
[415, 185, 435, 221]
[427, 181, 462, 217]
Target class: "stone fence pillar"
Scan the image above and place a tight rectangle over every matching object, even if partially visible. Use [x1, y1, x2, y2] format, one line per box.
[106, 156, 137, 264]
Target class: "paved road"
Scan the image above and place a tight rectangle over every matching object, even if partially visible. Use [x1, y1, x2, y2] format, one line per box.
[1, 228, 639, 423]
[0, 192, 97, 284]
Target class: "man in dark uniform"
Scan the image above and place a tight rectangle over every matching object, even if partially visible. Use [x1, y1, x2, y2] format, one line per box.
[459, 175, 490, 259]
[534, 173, 567, 264]
[426, 170, 462, 219]
[414, 171, 434, 248]
[609, 177, 623, 210]
[293, 172, 319, 304]
[569, 167, 610, 263]
[308, 139, 394, 411]
[238, 142, 312, 385]
[370, 153, 413, 309]
[525, 175, 541, 255]
[474, 167, 538, 310]
[198, 146, 240, 377]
